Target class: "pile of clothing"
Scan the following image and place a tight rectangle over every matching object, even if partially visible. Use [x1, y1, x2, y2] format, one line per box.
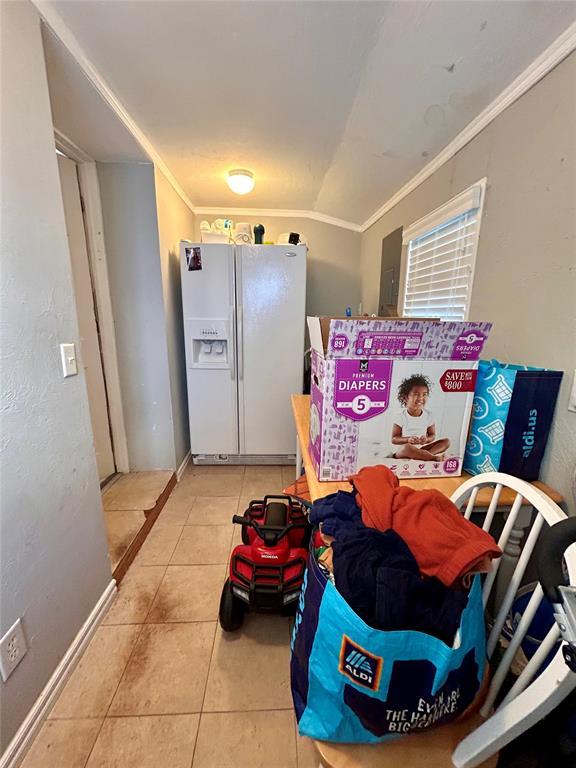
[310, 465, 501, 646]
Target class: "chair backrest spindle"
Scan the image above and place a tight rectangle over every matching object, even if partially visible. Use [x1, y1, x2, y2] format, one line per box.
[486, 514, 544, 658]
[500, 623, 562, 707]
[464, 486, 479, 520]
[449, 473, 575, 768]
[480, 583, 544, 717]
[482, 492, 524, 608]
[482, 483, 503, 532]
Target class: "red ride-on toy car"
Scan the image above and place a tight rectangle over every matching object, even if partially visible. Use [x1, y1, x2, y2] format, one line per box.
[219, 495, 310, 631]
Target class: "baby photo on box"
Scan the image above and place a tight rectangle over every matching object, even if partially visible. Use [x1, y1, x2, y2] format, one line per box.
[355, 361, 477, 476]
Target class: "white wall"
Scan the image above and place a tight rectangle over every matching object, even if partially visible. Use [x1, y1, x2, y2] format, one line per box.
[97, 162, 177, 470]
[0, 0, 111, 750]
[361, 52, 576, 510]
[194, 215, 362, 318]
[154, 169, 195, 468]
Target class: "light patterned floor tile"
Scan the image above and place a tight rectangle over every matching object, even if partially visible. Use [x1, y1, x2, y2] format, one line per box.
[296, 729, 321, 768]
[104, 509, 146, 571]
[192, 710, 297, 768]
[147, 565, 225, 623]
[103, 471, 173, 512]
[102, 566, 165, 625]
[165, 481, 196, 501]
[178, 473, 244, 497]
[243, 465, 284, 479]
[155, 492, 196, 526]
[203, 615, 292, 712]
[230, 522, 244, 551]
[282, 465, 298, 489]
[132, 524, 183, 566]
[24, 467, 314, 765]
[185, 464, 245, 477]
[236, 494, 254, 515]
[49, 625, 141, 719]
[241, 475, 286, 500]
[109, 622, 215, 715]
[170, 525, 232, 565]
[186, 496, 239, 526]
[21, 719, 102, 768]
[86, 715, 199, 768]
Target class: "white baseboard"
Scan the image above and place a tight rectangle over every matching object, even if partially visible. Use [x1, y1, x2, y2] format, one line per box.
[0, 580, 117, 768]
[176, 450, 192, 481]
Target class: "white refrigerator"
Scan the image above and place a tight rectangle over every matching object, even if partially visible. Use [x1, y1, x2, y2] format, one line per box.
[180, 242, 307, 459]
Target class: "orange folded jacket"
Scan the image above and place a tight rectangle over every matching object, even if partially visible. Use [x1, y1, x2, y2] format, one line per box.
[351, 466, 501, 588]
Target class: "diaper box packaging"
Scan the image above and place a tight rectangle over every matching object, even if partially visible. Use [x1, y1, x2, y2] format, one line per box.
[307, 317, 492, 481]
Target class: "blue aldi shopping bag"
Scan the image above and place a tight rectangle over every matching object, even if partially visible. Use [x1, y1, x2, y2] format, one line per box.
[464, 360, 562, 480]
[290, 551, 486, 743]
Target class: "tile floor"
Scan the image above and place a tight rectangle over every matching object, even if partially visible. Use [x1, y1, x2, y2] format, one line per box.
[22, 465, 319, 768]
[103, 470, 175, 572]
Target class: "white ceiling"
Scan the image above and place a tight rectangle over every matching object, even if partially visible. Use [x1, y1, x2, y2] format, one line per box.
[43, 0, 576, 225]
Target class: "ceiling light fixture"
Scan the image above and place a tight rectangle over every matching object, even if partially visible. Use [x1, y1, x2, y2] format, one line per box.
[227, 169, 255, 195]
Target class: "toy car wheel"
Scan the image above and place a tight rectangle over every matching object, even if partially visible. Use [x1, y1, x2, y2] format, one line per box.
[219, 579, 245, 632]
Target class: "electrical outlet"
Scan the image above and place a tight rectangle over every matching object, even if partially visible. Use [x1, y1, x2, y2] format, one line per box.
[0, 618, 28, 682]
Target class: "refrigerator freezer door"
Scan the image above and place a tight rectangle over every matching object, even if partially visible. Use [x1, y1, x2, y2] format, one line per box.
[180, 243, 238, 454]
[237, 245, 307, 455]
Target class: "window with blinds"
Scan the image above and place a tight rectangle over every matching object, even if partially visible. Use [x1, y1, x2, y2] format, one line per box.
[401, 182, 484, 322]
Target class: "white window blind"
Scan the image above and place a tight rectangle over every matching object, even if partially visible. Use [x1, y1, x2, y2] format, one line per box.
[401, 182, 484, 321]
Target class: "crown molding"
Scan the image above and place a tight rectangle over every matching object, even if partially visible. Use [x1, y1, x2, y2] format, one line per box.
[38, 0, 360, 233]
[35, 2, 575, 236]
[34, 1, 196, 214]
[360, 19, 576, 232]
[54, 127, 93, 163]
[194, 206, 362, 232]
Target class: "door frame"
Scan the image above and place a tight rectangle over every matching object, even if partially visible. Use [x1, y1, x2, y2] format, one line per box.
[55, 129, 129, 472]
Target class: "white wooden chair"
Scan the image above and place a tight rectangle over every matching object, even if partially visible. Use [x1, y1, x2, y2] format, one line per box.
[314, 472, 576, 768]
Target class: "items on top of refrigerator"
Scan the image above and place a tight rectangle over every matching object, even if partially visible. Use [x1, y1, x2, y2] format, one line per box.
[278, 232, 307, 246]
[254, 223, 265, 244]
[200, 218, 234, 243]
[233, 222, 253, 244]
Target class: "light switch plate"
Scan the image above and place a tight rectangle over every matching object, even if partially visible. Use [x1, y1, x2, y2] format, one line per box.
[60, 343, 78, 377]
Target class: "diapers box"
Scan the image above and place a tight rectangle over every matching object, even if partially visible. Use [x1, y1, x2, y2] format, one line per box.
[308, 317, 492, 481]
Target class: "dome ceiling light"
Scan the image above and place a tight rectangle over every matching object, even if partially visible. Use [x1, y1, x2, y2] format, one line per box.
[227, 169, 255, 195]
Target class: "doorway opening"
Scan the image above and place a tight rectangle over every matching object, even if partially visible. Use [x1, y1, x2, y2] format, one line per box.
[56, 142, 176, 581]
[58, 151, 116, 483]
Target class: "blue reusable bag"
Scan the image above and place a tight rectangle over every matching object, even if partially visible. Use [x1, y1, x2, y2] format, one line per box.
[290, 550, 486, 743]
[464, 359, 562, 480]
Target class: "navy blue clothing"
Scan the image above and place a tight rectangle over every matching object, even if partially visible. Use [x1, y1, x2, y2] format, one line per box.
[332, 528, 468, 645]
[309, 491, 363, 538]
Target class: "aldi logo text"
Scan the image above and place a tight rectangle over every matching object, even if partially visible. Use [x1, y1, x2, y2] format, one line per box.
[339, 636, 382, 691]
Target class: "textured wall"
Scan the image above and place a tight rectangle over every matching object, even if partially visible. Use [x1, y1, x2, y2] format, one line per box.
[97, 162, 177, 470]
[361, 53, 576, 510]
[154, 169, 195, 468]
[0, 0, 111, 749]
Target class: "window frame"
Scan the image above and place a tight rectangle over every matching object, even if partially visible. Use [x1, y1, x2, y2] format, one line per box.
[399, 178, 487, 321]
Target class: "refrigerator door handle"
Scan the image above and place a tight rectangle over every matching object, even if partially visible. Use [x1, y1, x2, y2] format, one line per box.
[237, 303, 244, 381]
[229, 304, 236, 381]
